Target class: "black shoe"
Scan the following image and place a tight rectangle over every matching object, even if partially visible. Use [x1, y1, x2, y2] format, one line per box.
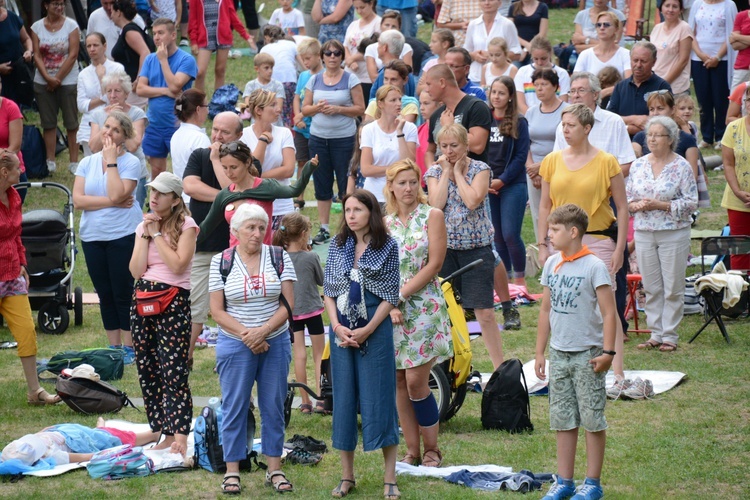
[503, 306, 521, 330]
[286, 434, 327, 453]
[312, 227, 330, 245]
[284, 446, 323, 465]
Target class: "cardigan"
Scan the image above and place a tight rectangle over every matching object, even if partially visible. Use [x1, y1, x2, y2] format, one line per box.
[188, 0, 251, 48]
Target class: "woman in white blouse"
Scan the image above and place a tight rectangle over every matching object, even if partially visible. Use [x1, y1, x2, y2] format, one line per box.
[76, 32, 123, 161]
[361, 85, 418, 204]
[464, 0, 522, 84]
[626, 116, 698, 353]
[170, 89, 210, 204]
[572, 11, 631, 99]
[241, 88, 297, 232]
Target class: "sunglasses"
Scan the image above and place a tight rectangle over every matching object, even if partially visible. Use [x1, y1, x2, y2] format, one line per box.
[324, 50, 343, 58]
[595, 22, 612, 28]
[220, 142, 243, 154]
[644, 89, 672, 102]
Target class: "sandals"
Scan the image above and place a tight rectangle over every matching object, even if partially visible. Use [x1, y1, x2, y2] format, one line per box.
[314, 400, 331, 415]
[384, 482, 401, 499]
[222, 473, 241, 495]
[27, 387, 60, 406]
[421, 449, 443, 468]
[399, 453, 420, 465]
[637, 339, 662, 350]
[266, 469, 294, 493]
[332, 478, 356, 498]
[659, 343, 677, 352]
[299, 403, 313, 414]
[294, 199, 306, 210]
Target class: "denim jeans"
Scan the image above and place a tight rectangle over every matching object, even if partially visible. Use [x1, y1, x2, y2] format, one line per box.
[330, 291, 399, 452]
[216, 332, 291, 460]
[488, 182, 528, 279]
[691, 60, 729, 144]
[376, 5, 418, 37]
[81, 234, 136, 331]
[309, 134, 354, 201]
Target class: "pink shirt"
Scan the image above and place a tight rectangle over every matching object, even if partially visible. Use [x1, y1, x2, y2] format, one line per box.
[136, 216, 199, 289]
[0, 98, 25, 173]
[734, 10, 750, 69]
[224, 178, 274, 247]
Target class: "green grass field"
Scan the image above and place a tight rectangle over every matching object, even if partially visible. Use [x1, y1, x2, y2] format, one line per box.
[1, 6, 749, 499]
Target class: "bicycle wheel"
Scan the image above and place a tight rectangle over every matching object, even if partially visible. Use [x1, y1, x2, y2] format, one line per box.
[429, 364, 451, 421]
[442, 382, 468, 422]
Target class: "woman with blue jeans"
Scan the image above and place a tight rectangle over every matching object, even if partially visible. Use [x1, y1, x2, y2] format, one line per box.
[302, 39, 365, 244]
[324, 190, 401, 499]
[209, 203, 296, 495]
[487, 76, 530, 286]
[73, 111, 142, 364]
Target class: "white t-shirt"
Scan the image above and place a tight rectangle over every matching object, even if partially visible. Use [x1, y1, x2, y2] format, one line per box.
[260, 40, 299, 83]
[573, 46, 632, 78]
[360, 120, 419, 202]
[514, 64, 571, 112]
[87, 7, 146, 58]
[344, 16, 381, 84]
[170, 122, 210, 203]
[76, 59, 124, 143]
[240, 125, 296, 216]
[269, 8, 305, 35]
[365, 42, 413, 73]
[31, 17, 80, 86]
[75, 151, 143, 242]
[464, 14, 522, 84]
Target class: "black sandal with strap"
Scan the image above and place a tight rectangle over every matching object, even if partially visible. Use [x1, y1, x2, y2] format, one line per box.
[222, 473, 241, 495]
[332, 478, 356, 498]
[384, 482, 401, 499]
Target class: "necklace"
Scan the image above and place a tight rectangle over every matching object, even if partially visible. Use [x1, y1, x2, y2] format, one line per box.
[45, 16, 64, 32]
[324, 70, 342, 85]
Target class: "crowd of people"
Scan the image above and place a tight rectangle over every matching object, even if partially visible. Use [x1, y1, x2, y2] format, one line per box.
[1, 0, 750, 498]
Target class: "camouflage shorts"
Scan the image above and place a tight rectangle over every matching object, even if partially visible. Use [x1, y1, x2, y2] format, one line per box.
[549, 347, 608, 433]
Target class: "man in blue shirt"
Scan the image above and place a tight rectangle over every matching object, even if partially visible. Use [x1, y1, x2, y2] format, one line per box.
[446, 47, 487, 101]
[607, 41, 671, 137]
[136, 18, 197, 178]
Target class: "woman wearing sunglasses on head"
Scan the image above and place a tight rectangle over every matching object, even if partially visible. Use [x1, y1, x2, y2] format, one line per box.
[573, 12, 631, 100]
[197, 141, 318, 248]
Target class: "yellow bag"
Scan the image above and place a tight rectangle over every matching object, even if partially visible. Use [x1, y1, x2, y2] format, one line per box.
[441, 280, 472, 389]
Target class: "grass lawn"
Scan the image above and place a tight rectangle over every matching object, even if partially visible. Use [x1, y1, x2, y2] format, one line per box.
[1, 6, 749, 499]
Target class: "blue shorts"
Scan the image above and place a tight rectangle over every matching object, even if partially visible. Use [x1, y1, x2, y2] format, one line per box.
[142, 125, 178, 159]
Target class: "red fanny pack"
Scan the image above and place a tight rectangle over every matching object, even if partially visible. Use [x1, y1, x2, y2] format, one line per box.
[135, 287, 179, 316]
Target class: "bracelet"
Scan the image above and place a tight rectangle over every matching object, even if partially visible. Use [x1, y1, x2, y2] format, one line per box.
[398, 293, 406, 304]
[396, 133, 405, 138]
[106, 163, 118, 168]
[333, 324, 341, 333]
[259, 137, 270, 144]
[152, 232, 162, 238]
[140, 233, 151, 239]
[602, 350, 616, 356]
[265, 322, 272, 332]
[536, 241, 548, 247]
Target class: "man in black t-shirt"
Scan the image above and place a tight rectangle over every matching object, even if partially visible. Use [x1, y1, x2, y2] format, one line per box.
[182, 112, 239, 366]
[423, 64, 491, 166]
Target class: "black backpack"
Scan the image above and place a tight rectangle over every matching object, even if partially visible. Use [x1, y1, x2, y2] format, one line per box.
[209, 84, 241, 119]
[193, 403, 264, 473]
[481, 358, 534, 433]
[21, 125, 48, 179]
[55, 375, 137, 415]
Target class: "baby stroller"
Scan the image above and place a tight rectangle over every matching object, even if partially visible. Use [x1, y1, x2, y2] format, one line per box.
[15, 182, 82, 334]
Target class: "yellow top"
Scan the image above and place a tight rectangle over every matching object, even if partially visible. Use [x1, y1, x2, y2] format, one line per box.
[720, 117, 750, 213]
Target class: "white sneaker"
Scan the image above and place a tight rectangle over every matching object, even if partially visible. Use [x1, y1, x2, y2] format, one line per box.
[606, 378, 633, 400]
[68, 162, 78, 174]
[622, 377, 654, 400]
[46, 160, 57, 173]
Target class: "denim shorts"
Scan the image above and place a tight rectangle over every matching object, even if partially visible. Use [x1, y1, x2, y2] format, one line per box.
[548, 347, 608, 433]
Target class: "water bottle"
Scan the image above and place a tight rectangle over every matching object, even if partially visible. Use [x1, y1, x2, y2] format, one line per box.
[208, 397, 223, 445]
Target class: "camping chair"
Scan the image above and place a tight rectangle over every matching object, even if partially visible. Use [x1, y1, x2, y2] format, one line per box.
[689, 236, 750, 344]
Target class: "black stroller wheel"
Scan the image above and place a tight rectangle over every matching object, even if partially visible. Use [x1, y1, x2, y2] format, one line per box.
[429, 364, 451, 421]
[38, 301, 69, 334]
[283, 385, 295, 428]
[74, 287, 83, 326]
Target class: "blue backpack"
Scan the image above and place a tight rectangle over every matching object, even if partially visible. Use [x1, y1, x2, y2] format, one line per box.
[193, 402, 264, 473]
[209, 84, 241, 119]
[87, 444, 155, 480]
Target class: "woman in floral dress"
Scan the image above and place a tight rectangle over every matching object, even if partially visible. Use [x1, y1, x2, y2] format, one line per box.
[384, 159, 452, 467]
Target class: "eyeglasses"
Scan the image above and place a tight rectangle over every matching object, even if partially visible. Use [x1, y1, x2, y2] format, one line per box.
[644, 89, 672, 101]
[595, 22, 612, 28]
[50, 1, 65, 6]
[568, 88, 593, 95]
[646, 133, 670, 139]
[323, 50, 343, 58]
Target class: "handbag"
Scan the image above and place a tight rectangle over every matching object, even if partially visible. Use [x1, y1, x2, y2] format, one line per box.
[135, 287, 179, 316]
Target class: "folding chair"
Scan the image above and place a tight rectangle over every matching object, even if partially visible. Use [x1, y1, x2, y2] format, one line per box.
[689, 236, 750, 344]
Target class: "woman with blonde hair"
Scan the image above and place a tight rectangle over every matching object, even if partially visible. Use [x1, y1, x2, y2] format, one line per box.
[573, 11, 632, 98]
[384, 159, 451, 467]
[129, 172, 198, 455]
[361, 85, 418, 204]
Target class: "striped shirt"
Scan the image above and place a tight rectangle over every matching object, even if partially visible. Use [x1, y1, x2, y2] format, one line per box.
[209, 245, 296, 341]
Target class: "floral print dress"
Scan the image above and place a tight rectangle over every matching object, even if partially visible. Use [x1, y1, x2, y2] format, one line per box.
[386, 204, 453, 369]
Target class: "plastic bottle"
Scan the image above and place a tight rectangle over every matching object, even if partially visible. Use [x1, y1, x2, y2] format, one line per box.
[208, 397, 223, 444]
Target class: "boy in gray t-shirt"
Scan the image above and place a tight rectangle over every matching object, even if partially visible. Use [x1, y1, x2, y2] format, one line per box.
[535, 204, 617, 500]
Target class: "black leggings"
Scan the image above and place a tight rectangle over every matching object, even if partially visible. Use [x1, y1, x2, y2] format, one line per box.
[235, 0, 259, 30]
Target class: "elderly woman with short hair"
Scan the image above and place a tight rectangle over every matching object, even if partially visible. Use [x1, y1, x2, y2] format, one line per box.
[627, 116, 697, 353]
[209, 203, 296, 495]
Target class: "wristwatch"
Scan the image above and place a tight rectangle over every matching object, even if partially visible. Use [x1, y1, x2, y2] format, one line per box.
[152, 232, 162, 238]
[585, 37, 590, 45]
[602, 350, 616, 356]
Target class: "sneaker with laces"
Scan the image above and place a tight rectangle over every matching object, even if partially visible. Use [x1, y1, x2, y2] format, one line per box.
[46, 160, 57, 173]
[179, 38, 190, 47]
[606, 378, 633, 400]
[121, 345, 136, 365]
[68, 162, 78, 175]
[503, 306, 521, 330]
[571, 478, 603, 500]
[542, 476, 576, 500]
[622, 377, 654, 400]
[283, 446, 322, 466]
[285, 434, 328, 453]
[312, 227, 330, 245]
